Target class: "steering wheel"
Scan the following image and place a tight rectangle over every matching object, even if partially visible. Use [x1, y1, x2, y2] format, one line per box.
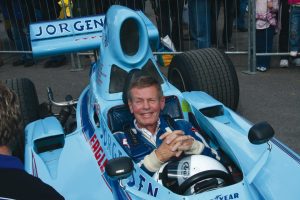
[178, 170, 233, 195]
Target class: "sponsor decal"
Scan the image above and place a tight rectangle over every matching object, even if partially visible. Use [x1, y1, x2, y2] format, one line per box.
[181, 100, 191, 112]
[34, 18, 104, 37]
[211, 193, 239, 200]
[181, 161, 190, 180]
[127, 173, 159, 197]
[102, 126, 123, 158]
[89, 134, 108, 172]
[122, 139, 130, 147]
[74, 35, 101, 42]
[191, 127, 197, 132]
[138, 174, 158, 197]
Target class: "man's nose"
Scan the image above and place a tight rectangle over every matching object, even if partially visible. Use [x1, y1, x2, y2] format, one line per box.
[143, 100, 150, 109]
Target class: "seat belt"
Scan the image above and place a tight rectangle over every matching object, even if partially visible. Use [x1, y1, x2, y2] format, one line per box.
[123, 123, 139, 146]
[162, 114, 178, 131]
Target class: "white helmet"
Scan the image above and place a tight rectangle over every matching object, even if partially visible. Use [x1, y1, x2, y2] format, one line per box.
[153, 155, 231, 195]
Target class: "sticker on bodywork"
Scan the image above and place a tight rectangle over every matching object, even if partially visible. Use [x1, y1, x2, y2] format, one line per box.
[181, 99, 191, 112]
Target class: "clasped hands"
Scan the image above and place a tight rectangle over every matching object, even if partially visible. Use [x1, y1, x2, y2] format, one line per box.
[155, 130, 194, 163]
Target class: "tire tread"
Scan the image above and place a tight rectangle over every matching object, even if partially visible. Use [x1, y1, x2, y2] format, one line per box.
[168, 48, 239, 110]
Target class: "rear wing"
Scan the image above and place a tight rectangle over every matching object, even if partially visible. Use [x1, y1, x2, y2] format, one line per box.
[30, 15, 104, 57]
[30, 12, 159, 58]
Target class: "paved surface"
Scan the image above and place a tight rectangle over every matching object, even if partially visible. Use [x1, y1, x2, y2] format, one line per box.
[232, 55, 300, 154]
[0, 53, 299, 155]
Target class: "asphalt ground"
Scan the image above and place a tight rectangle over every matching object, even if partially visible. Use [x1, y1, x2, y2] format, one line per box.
[0, 53, 299, 155]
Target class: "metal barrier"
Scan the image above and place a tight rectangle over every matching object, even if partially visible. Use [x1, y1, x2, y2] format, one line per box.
[0, 0, 297, 72]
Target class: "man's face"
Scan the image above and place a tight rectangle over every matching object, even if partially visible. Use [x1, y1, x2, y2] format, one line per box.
[128, 85, 165, 131]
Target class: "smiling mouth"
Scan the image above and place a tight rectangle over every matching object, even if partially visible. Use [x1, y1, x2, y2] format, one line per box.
[141, 113, 153, 118]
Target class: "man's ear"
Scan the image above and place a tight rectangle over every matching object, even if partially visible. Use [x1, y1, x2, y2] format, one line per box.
[128, 100, 133, 113]
[160, 96, 165, 110]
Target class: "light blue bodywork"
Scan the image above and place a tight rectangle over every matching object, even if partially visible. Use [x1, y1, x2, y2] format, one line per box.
[25, 5, 300, 200]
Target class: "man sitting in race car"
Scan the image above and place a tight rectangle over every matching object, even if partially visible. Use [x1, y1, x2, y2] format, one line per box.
[114, 72, 221, 176]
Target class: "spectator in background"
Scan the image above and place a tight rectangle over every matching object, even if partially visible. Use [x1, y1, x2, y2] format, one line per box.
[0, 0, 35, 67]
[0, 57, 3, 67]
[35, 0, 68, 68]
[236, 0, 248, 32]
[34, 0, 60, 21]
[278, 0, 290, 67]
[188, 0, 211, 49]
[58, 0, 72, 18]
[256, 0, 279, 72]
[0, 83, 65, 200]
[0, 0, 13, 41]
[95, 0, 115, 13]
[118, 0, 146, 11]
[211, 0, 237, 50]
[151, 0, 184, 51]
[73, 0, 114, 16]
[288, 0, 300, 66]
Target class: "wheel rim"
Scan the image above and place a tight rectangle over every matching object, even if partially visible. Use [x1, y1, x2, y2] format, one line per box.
[169, 68, 187, 91]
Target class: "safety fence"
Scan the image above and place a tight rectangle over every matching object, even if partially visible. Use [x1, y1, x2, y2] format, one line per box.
[0, 0, 297, 72]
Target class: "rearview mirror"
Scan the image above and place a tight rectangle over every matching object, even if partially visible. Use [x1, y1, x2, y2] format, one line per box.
[105, 157, 134, 180]
[248, 121, 275, 145]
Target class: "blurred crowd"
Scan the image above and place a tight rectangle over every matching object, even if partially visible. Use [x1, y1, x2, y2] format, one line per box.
[0, 0, 299, 72]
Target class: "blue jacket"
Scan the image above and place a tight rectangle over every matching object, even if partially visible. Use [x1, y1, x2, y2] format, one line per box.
[0, 154, 65, 199]
[114, 116, 219, 175]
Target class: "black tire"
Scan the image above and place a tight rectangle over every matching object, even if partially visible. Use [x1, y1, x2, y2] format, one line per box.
[5, 78, 40, 126]
[168, 48, 239, 110]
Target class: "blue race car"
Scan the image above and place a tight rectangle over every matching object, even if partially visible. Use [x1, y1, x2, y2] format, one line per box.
[6, 5, 300, 200]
